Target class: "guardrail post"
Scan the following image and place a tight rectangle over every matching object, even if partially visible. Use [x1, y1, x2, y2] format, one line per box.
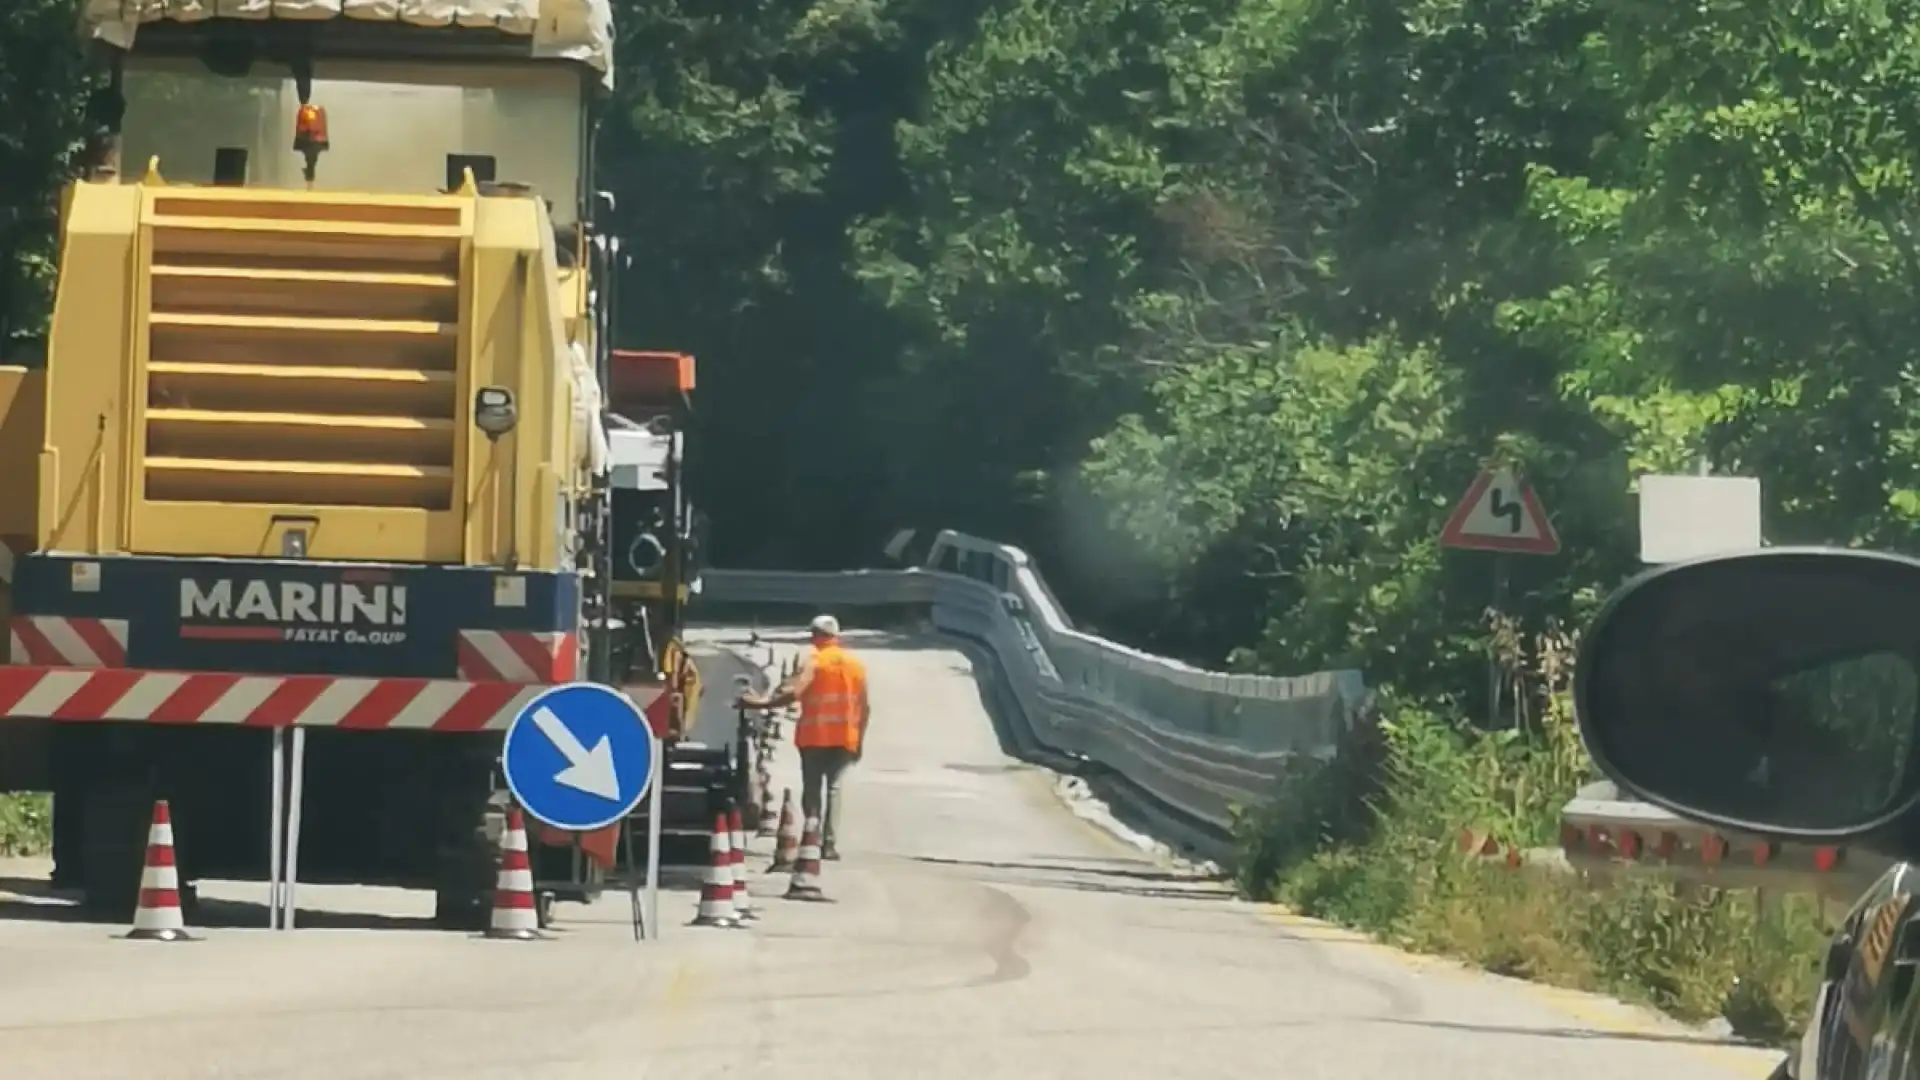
[734, 706, 756, 828]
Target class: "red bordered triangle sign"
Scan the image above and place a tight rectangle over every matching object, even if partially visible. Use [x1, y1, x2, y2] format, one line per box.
[1439, 467, 1560, 555]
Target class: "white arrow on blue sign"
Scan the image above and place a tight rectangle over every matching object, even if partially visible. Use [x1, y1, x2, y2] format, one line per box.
[502, 682, 660, 832]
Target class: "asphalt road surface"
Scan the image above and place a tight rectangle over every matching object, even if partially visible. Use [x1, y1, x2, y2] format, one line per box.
[0, 628, 1784, 1080]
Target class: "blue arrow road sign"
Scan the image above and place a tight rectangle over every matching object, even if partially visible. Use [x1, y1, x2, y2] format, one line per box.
[502, 682, 659, 832]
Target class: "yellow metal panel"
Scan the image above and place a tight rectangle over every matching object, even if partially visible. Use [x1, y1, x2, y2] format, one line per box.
[0, 367, 45, 543]
[528, 203, 579, 571]
[121, 179, 155, 550]
[462, 198, 527, 567]
[122, 185, 476, 558]
[558, 265, 592, 344]
[462, 194, 582, 573]
[42, 179, 589, 569]
[128, 503, 467, 560]
[41, 182, 142, 553]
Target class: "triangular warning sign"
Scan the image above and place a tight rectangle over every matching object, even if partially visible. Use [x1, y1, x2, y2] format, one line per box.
[1439, 468, 1560, 555]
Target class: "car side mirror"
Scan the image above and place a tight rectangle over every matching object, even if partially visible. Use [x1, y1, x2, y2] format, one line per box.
[1575, 547, 1920, 840]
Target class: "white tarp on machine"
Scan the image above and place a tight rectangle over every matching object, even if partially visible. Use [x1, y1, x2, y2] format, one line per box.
[82, 1, 615, 85]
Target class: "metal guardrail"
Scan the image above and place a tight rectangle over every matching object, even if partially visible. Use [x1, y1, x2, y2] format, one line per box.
[696, 530, 1373, 862]
[699, 531, 1894, 901]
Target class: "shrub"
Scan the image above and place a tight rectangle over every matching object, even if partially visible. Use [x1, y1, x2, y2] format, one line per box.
[1239, 617, 1830, 1043]
[0, 793, 51, 857]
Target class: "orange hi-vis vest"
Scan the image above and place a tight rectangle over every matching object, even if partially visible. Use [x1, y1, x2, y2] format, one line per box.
[796, 643, 866, 752]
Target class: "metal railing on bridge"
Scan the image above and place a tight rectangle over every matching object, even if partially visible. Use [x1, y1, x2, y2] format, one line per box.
[695, 530, 1372, 863]
[698, 530, 1880, 896]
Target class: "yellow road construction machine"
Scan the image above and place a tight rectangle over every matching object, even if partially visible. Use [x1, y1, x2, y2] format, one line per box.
[0, 0, 720, 927]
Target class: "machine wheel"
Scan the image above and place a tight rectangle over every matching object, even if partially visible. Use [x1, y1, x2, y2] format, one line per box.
[431, 796, 496, 932]
[433, 885, 490, 931]
[77, 785, 154, 924]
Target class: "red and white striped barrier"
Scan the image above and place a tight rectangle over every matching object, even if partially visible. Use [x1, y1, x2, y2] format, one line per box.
[455, 630, 577, 683]
[1458, 823, 1858, 878]
[1452, 783, 1895, 907]
[0, 666, 666, 732]
[692, 814, 739, 928]
[9, 617, 129, 667]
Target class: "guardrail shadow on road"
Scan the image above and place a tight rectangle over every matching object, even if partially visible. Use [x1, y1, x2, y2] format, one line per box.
[908, 855, 1234, 903]
[1376, 1016, 1771, 1050]
[913, 854, 1205, 883]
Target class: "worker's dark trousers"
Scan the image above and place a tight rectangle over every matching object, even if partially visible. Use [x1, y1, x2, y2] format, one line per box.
[798, 747, 855, 854]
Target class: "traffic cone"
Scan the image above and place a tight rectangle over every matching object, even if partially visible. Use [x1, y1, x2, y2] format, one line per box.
[128, 799, 193, 942]
[485, 806, 543, 941]
[768, 790, 800, 872]
[784, 815, 828, 902]
[729, 806, 758, 922]
[690, 813, 738, 928]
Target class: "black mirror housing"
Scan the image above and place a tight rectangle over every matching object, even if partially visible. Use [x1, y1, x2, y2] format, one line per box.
[1574, 547, 1920, 842]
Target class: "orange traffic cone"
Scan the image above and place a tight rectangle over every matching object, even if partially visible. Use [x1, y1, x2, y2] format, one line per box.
[485, 806, 543, 940]
[767, 790, 799, 872]
[728, 806, 758, 921]
[690, 813, 737, 928]
[784, 815, 828, 902]
[128, 799, 193, 941]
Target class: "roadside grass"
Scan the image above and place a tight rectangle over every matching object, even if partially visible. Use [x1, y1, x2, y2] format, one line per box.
[0, 792, 52, 857]
[1234, 618, 1829, 1044]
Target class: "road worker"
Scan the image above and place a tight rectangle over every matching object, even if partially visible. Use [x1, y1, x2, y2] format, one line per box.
[735, 614, 869, 859]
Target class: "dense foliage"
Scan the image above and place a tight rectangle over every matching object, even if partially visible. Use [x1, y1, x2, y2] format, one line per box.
[1235, 618, 1828, 1040]
[0, 1, 1903, 675]
[3, 0, 1902, 702]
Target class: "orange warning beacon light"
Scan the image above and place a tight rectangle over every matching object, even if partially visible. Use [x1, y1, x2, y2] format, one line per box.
[293, 104, 330, 153]
[293, 103, 330, 184]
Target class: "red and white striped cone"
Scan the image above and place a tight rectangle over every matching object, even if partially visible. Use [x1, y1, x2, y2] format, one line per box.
[767, 789, 800, 873]
[728, 806, 758, 922]
[128, 799, 193, 942]
[784, 815, 828, 902]
[690, 813, 738, 928]
[485, 806, 543, 940]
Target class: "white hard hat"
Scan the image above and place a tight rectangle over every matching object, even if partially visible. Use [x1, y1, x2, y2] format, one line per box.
[809, 614, 840, 637]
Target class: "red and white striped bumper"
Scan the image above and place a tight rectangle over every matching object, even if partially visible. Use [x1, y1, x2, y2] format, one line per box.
[455, 630, 577, 683]
[0, 666, 666, 732]
[10, 620, 577, 683]
[10, 616, 129, 667]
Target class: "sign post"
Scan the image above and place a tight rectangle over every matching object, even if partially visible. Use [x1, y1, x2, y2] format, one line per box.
[502, 682, 662, 941]
[1440, 466, 1560, 728]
